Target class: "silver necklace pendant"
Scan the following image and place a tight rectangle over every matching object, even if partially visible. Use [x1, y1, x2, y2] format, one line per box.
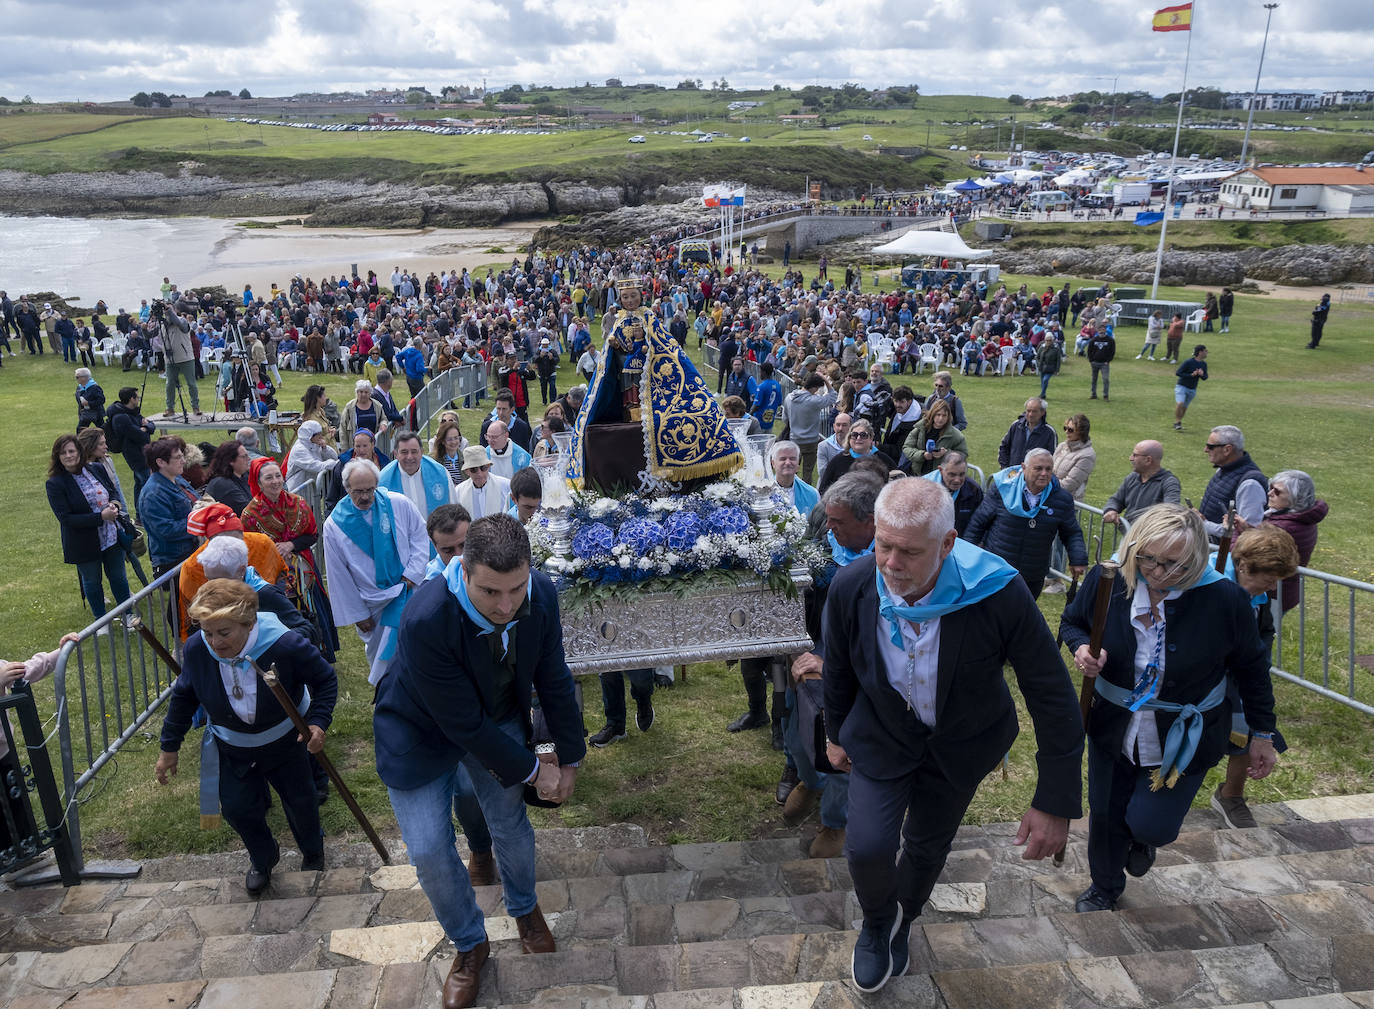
[1027, 517, 1037, 528]
[232, 682, 244, 700]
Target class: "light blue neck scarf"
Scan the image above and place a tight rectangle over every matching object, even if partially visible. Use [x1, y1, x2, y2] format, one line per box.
[827, 531, 873, 567]
[992, 466, 1057, 519]
[875, 539, 1018, 647]
[444, 559, 531, 658]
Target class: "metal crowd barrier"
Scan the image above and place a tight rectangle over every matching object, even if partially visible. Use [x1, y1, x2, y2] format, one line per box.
[702, 344, 798, 398]
[1272, 568, 1374, 717]
[1047, 502, 1131, 584]
[1, 686, 81, 886]
[40, 566, 186, 881]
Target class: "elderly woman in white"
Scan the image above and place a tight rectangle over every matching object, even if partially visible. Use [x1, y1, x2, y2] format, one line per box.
[285, 420, 339, 496]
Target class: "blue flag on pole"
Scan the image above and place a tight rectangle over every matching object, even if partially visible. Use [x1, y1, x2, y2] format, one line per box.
[1135, 211, 1164, 226]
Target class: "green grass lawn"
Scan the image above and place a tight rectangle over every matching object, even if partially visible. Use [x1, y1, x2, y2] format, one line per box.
[3, 270, 1372, 861]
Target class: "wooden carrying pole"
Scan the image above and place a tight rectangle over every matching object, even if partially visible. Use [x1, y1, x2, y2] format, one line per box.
[252, 661, 391, 865]
[1215, 499, 1237, 572]
[1053, 560, 1119, 866]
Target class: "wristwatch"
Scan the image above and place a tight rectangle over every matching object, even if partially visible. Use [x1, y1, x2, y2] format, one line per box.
[1251, 730, 1275, 741]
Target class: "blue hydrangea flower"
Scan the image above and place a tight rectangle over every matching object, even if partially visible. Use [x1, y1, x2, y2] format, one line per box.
[571, 522, 615, 560]
[664, 511, 706, 552]
[616, 517, 666, 553]
[707, 506, 750, 536]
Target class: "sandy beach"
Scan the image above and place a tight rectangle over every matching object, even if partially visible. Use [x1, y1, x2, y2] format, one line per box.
[0, 214, 547, 307]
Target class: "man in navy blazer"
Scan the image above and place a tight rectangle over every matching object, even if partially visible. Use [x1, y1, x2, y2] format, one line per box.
[374, 513, 585, 1009]
[823, 477, 1083, 993]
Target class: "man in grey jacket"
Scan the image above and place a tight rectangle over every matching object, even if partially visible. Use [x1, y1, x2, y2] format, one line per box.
[781, 373, 836, 484]
[159, 302, 201, 417]
[1100, 440, 1182, 525]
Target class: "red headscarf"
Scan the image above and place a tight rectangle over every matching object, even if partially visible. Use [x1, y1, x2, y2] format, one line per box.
[186, 502, 242, 538]
[248, 456, 282, 500]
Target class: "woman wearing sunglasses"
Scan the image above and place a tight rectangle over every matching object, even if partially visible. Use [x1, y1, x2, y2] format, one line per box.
[1060, 503, 1279, 914]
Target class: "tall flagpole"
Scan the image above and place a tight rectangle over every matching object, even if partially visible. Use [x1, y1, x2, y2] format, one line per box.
[1151, 4, 1195, 299]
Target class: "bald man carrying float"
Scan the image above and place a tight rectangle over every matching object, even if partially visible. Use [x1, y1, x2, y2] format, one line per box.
[822, 477, 1083, 993]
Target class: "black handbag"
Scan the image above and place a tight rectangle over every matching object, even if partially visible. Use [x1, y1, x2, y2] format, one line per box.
[116, 515, 147, 557]
[794, 676, 837, 774]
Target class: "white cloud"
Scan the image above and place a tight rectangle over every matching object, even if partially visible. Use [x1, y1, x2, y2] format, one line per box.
[0, 0, 1369, 101]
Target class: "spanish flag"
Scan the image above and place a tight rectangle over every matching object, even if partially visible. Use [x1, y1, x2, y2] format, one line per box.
[1153, 2, 1193, 31]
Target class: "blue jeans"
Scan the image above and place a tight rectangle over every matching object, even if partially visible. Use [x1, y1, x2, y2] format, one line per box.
[783, 687, 848, 829]
[76, 544, 132, 619]
[453, 765, 492, 854]
[387, 717, 537, 949]
[62, 337, 77, 363]
[599, 667, 653, 729]
[1039, 371, 1054, 399]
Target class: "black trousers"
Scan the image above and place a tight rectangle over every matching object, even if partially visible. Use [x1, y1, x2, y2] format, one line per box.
[1086, 739, 1205, 901]
[219, 739, 323, 871]
[846, 758, 979, 926]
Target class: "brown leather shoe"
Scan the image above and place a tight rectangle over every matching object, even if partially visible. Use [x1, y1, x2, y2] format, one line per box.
[467, 849, 497, 887]
[442, 940, 489, 1009]
[809, 826, 846, 860]
[782, 782, 821, 827]
[515, 904, 556, 954]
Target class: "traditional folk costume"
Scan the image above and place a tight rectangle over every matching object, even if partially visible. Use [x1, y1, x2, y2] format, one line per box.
[241, 458, 338, 660]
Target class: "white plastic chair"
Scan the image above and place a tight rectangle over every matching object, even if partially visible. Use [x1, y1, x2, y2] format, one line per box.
[1184, 309, 1205, 333]
[997, 346, 1017, 376]
[916, 344, 940, 374]
[98, 337, 117, 366]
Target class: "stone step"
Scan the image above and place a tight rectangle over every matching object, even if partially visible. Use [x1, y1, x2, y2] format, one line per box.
[5, 821, 1371, 960]
[7, 922, 1374, 1009]
[5, 881, 1374, 1005]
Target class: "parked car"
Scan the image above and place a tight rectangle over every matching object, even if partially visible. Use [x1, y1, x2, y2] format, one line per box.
[628, 135, 646, 143]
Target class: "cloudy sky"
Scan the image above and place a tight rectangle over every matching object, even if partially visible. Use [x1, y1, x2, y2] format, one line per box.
[2, 0, 1370, 103]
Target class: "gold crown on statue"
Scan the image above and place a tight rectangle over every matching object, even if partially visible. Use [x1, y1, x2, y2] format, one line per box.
[614, 275, 643, 294]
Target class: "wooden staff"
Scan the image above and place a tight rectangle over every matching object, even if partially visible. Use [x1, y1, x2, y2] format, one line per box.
[135, 621, 389, 862]
[1214, 498, 1237, 572]
[251, 660, 391, 865]
[1053, 559, 1119, 866]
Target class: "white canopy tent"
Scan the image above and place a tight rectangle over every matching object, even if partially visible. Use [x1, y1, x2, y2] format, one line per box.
[871, 229, 996, 261]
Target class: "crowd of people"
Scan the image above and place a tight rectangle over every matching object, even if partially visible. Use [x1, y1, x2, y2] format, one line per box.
[14, 229, 1337, 1007]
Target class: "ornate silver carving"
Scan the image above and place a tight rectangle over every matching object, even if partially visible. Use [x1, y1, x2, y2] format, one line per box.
[561, 569, 814, 675]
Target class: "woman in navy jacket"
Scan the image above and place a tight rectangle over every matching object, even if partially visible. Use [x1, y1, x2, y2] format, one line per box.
[155, 579, 337, 895]
[1060, 504, 1278, 913]
[45, 433, 131, 625]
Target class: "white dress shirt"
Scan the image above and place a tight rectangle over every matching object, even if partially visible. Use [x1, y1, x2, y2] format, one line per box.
[216, 623, 260, 724]
[1121, 578, 1181, 766]
[875, 584, 942, 727]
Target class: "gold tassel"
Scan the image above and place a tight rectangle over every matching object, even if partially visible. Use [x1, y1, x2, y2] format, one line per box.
[648, 454, 743, 482]
[200, 814, 222, 830]
[1229, 730, 1250, 748]
[1148, 766, 1182, 792]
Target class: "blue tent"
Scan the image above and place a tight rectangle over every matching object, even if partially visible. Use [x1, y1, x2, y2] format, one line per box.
[952, 178, 984, 192]
[994, 173, 1015, 184]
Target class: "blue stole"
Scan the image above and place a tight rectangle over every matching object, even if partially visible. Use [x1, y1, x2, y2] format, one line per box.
[489, 442, 531, 473]
[199, 613, 295, 824]
[331, 489, 409, 661]
[827, 531, 873, 567]
[244, 566, 268, 591]
[786, 478, 819, 517]
[848, 446, 879, 460]
[332, 489, 404, 588]
[992, 466, 1057, 519]
[443, 559, 531, 659]
[379, 457, 451, 517]
[1093, 567, 1228, 790]
[921, 470, 944, 485]
[875, 540, 1019, 647]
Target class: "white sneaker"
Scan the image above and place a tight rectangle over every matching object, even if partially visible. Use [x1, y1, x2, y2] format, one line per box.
[1135, 354, 1143, 359]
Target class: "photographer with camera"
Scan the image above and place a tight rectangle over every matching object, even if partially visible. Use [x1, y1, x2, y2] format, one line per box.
[154, 300, 201, 419]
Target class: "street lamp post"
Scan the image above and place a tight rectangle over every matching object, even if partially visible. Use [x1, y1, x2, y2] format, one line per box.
[1239, 3, 1280, 169]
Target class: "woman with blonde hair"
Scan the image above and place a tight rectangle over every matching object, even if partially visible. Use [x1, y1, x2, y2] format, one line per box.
[154, 578, 337, 896]
[432, 419, 469, 484]
[902, 398, 968, 476]
[1060, 504, 1279, 914]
